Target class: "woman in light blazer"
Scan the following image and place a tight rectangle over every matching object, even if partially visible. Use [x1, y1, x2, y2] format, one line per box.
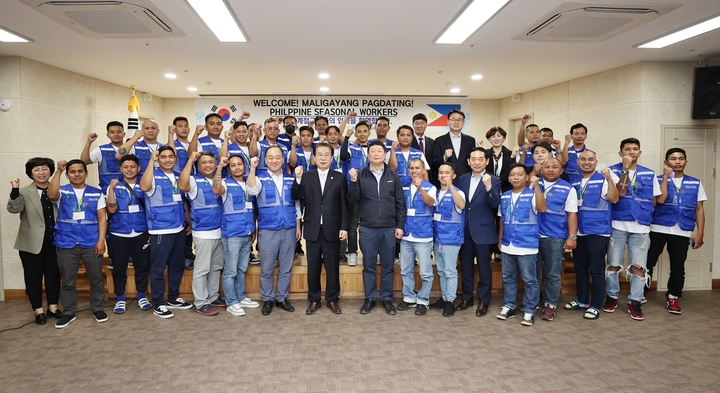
[7, 157, 63, 325]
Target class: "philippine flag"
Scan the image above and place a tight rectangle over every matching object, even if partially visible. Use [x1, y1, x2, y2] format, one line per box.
[427, 104, 462, 127]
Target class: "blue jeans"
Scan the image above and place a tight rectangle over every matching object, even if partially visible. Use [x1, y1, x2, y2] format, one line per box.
[607, 229, 649, 302]
[501, 252, 539, 314]
[359, 226, 396, 301]
[400, 239, 434, 306]
[222, 236, 252, 307]
[434, 243, 460, 302]
[537, 237, 565, 307]
[572, 235, 608, 310]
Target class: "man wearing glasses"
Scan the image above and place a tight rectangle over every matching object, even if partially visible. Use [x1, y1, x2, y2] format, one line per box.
[431, 109, 476, 185]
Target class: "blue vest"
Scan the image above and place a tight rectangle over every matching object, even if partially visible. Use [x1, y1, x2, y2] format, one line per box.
[500, 188, 539, 248]
[394, 148, 425, 187]
[433, 187, 465, 245]
[651, 175, 699, 231]
[295, 147, 316, 173]
[573, 172, 612, 235]
[402, 181, 434, 239]
[564, 145, 586, 184]
[134, 140, 163, 173]
[609, 163, 655, 225]
[227, 142, 252, 178]
[538, 179, 573, 239]
[255, 170, 297, 230]
[108, 183, 147, 235]
[369, 138, 394, 153]
[344, 142, 368, 183]
[145, 169, 185, 231]
[330, 149, 344, 174]
[221, 178, 255, 238]
[54, 185, 102, 249]
[277, 133, 293, 150]
[173, 139, 190, 173]
[521, 146, 535, 168]
[257, 141, 288, 172]
[97, 144, 122, 192]
[189, 174, 222, 232]
[198, 136, 222, 164]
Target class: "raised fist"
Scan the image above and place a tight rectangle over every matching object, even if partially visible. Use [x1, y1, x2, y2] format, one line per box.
[219, 157, 229, 168]
[150, 151, 159, 162]
[521, 114, 531, 123]
[552, 139, 561, 149]
[345, 127, 354, 137]
[250, 157, 259, 168]
[600, 168, 611, 178]
[109, 179, 120, 189]
[57, 160, 68, 172]
[240, 111, 250, 120]
[348, 111, 358, 118]
[189, 152, 201, 162]
[622, 155, 632, 168]
[663, 166, 673, 177]
[444, 149, 453, 160]
[225, 130, 234, 140]
[294, 165, 303, 179]
[530, 176, 540, 187]
[476, 140, 484, 148]
[195, 125, 205, 134]
[168, 126, 176, 135]
[565, 134, 572, 144]
[391, 141, 399, 151]
[349, 168, 358, 182]
[10, 178, 20, 188]
[481, 173, 492, 188]
[291, 135, 299, 146]
[88, 133, 98, 143]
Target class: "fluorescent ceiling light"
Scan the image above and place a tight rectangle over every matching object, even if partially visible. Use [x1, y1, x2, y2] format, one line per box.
[187, 87, 198, 92]
[187, 0, 247, 42]
[471, 74, 483, 80]
[320, 87, 329, 92]
[0, 26, 32, 42]
[435, 0, 510, 44]
[165, 73, 177, 79]
[318, 73, 330, 79]
[639, 14, 720, 48]
[450, 88, 460, 93]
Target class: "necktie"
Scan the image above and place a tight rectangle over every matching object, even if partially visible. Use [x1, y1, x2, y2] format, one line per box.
[418, 137, 424, 153]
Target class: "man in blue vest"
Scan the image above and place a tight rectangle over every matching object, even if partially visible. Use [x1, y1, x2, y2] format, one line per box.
[168, 116, 196, 269]
[48, 159, 107, 329]
[515, 114, 541, 173]
[536, 157, 578, 321]
[561, 123, 589, 184]
[396, 158, 436, 316]
[566, 150, 619, 320]
[247, 148, 301, 316]
[497, 163, 546, 326]
[179, 151, 225, 316]
[387, 125, 429, 187]
[140, 146, 193, 319]
[251, 118, 290, 173]
[221, 119, 254, 180]
[605, 138, 661, 321]
[116, 120, 165, 174]
[340, 120, 372, 267]
[81, 121, 127, 192]
[106, 155, 152, 314]
[188, 113, 224, 168]
[646, 148, 706, 315]
[457, 147, 501, 317]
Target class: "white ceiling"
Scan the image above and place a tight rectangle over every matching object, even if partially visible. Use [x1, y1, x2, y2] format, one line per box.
[1, 0, 720, 99]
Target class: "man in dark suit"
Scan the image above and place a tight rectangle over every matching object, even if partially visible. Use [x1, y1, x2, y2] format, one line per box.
[410, 113, 436, 184]
[431, 109, 476, 185]
[291, 143, 348, 315]
[457, 147, 501, 316]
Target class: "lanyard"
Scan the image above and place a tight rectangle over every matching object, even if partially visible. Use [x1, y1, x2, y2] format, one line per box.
[630, 172, 637, 195]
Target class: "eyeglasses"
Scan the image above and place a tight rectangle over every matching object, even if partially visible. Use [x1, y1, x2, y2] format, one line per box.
[265, 127, 279, 131]
[32, 167, 50, 173]
[448, 118, 464, 123]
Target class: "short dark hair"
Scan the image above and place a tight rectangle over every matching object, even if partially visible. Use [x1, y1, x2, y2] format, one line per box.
[106, 121, 124, 131]
[526, 123, 539, 130]
[469, 146, 489, 159]
[508, 162, 527, 174]
[314, 116, 329, 125]
[533, 141, 553, 153]
[438, 161, 456, 174]
[325, 125, 340, 136]
[540, 127, 553, 136]
[368, 140, 387, 152]
[158, 145, 176, 157]
[205, 113, 222, 123]
[485, 126, 507, 139]
[447, 109, 465, 120]
[412, 113, 428, 123]
[283, 116, 297, 124]
[396, 125, 414, 137]
[173, 116, 189, 126]
[199, 151, 216, 160]
[313, 142, 334, 157]
[265, 145, 284, 157]
[25, 157, 55, 179]
[232, 121, 248, 130]
[120, 154, 139, 165]
[376, 116, 390, 125]
[620, 138, 640, 150]
[570, 123, 587, 135]
[665, 147, 687, 161]
[298, 125, 314, 137]
[66, 159, 87, 172]
[356, 121, 370, 130]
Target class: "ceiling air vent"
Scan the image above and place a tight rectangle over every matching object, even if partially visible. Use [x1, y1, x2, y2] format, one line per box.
[514, 2, 680, 42]
[20, 0, 184, 38]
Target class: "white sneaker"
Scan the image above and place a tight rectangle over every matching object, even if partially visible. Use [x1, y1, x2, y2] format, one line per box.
[239, 297, 260, 308]
[394, 257, 400, 265]
[227, 304, 246, 316]
[348, 253, 358, 266]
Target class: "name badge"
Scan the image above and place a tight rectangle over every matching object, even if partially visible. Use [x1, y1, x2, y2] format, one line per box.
[173, 193, 182, 202]
[407, 208, 416, 217]
[433, 213, 442, 221]
[128, 205, 140, 213]
[245, 202, 253, 209]
[73, 211, 85, 221]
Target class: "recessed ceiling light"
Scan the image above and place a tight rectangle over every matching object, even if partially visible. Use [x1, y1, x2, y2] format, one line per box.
[435, 0, 510, 44]
[318, 73, 330, 79]
[187, 0, 247, 42]
[0, 25, 33, 42]
[450, 88, 460, 93]
[187, 87, 198, 92]
[320, 87, 330, 92]
[471, 74, 483, 80]
[165, 73, 177, 79]
[638, 14, 720, 48]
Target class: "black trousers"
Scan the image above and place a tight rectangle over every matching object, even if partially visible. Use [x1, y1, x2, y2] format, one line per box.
[459, 230, 492, 304]
[19, 240, 60, 310]
[646, 231, 690, 297]
[108, 233, 151, 296]
[306, 227, 340, 303]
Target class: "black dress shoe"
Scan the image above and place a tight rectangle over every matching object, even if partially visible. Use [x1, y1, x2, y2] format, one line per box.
[475, 301, 489, 317]
[36, 313, 47, 325]
[275, 300, 295, 312]
[442, 301, 456, 317]
[327, 301, 342, 314]
[261, 301, 273, 316]
[360, 299, 376, 315]
[46, 309, 64, 319]
[455, 299, 473, 311]
[382, 300, 397, 315]
[428, 298, 446, 310]
[306, 301, 320, 315]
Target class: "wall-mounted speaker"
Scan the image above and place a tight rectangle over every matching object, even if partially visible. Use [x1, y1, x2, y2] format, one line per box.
[692, 66, 720, 119]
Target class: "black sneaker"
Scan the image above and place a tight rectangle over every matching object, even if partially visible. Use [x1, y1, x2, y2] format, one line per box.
[153, 305, 174, 319]
[442, 301, 456, 317]
[196, 304, 219, 316]
[211, 297, 227, 308]
[415, 304, 428, 316]
[166, 298, 192, 310]
[496, 306, 517, 320]
[602, 295, 618, 313]
[55, 315, 76, 329]
[93, 310, 108, 323]
[396, 301, 416, 311]
[295, 242, 304, 255]
[428, 298, 446, 310]
[628, 300, 644, 321]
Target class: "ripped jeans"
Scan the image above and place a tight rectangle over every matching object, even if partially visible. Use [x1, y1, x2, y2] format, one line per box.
[606, 229, 650, 303]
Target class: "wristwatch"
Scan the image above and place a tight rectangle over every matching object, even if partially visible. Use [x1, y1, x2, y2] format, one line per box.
[569, 235, 577, 241]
